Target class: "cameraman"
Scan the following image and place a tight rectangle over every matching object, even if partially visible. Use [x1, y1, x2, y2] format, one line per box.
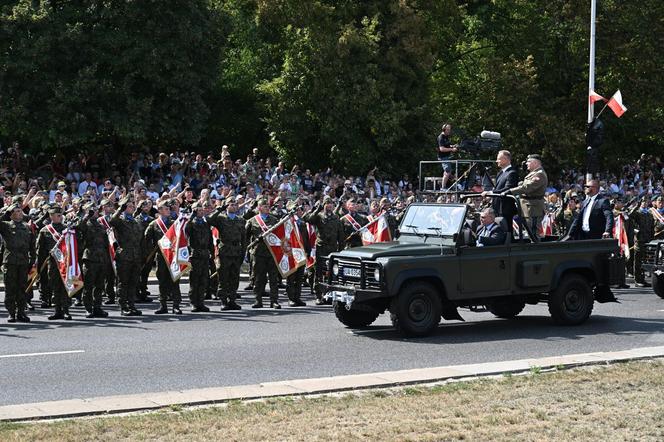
[437, 123, 458, 190]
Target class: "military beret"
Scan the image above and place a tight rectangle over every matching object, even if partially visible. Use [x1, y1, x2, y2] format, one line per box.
[48, 206, 63, 215]
[527, 154, 542, 161]
[157, 200, 170, 209]
[656, 195, 663, 202]
[323, 195, 333, 204]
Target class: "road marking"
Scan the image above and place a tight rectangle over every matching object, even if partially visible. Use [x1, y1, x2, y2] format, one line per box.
[0, 350, 84, 359]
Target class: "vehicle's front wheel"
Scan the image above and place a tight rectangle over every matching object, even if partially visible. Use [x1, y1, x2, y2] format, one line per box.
[390, 282, 442, 337]
[548, 274, 594, 325]
[486, 297, 526, 319]
[333, 302, 380, 328]
[653, 272, 664, 299]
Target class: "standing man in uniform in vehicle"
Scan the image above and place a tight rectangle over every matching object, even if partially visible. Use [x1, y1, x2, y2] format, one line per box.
[503, 154, 548, 236]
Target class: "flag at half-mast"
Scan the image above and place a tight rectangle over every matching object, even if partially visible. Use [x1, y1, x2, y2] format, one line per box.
[47, 224, 84, 296]
[157, 215, 191, 282]
[262, 216, 307, 277]
[589, 90, 607, 104]
[360, 213, 392, 246]
[607, 90, 627, 118]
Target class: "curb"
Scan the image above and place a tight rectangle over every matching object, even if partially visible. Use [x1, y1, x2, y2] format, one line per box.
[2, 345, 663, 422]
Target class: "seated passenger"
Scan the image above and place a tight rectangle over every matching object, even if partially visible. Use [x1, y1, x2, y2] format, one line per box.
[476, 208, 507, 247]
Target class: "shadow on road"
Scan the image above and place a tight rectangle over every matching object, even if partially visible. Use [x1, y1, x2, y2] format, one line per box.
[348, 314, 664, 344]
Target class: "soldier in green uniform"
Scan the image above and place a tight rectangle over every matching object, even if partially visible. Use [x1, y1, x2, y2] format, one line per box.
[611, 196, 631, 289]
[337, 198, 368, 249]
[286, 201, 309, 306]
[209, 196, 246, 310]
[629, 197, 655, 287]
[109, 197, 143, 316]
[245, 198, 281, 309]
[136, 199, 155, 303]
[304, 196, 344, 305]
[505, 154, 548, 236]
[555, 196, 579, 237]
[36, 206, 71, 320]
[34, 202, 53, 308]
[185, 202, 213, 312]
[144, 200, 183, 314]
[0, 204, 35, 322]
[78, 202, 110, 318]
[99, 199, 117, 305]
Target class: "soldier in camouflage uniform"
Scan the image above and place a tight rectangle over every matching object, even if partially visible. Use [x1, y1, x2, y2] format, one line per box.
[136, 199, 155, 303]
[100, 199, 117, 305]
[286, 201, 309, 306]
[185, 202, 213, 312]
[337, 198, 368, 249]
[208, 196, 246, 310]
[33, 202, 53, 308]
[109, 197, 143, 316]
[629, 197, 655, 287]
[144, 200, 183, 314]
[36, 207, 71, 320]
[245, 198, 281, 309]
[0, 204, 35, 322]
[555, 196, 579, 237]
[304, 196, 344, 305]
[78, 202, 110, 318]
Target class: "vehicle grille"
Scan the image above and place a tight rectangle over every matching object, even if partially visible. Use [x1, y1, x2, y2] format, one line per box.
[335, 258, 382, 289]
[644, 245, 657, 266]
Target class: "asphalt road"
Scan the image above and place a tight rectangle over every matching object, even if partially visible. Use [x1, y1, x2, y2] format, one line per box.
[1, 281, 663, 406]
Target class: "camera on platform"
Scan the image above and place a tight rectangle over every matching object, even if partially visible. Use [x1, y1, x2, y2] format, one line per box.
[458, 130, 502, 156]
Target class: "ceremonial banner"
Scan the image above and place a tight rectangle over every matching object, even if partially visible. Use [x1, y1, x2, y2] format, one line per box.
[48, 225, 84, 296]
[263, 216, 307, 277]
[341, 213, 362, 231]
[211, 227, 220, 260]
[613, 214, 630, 259]
[540, 213, 555, 236]
[98, 216, 118, 276]
[158, 215, 191, 282]
[306, 223, 317, 269]
[360, 213, 392, 246]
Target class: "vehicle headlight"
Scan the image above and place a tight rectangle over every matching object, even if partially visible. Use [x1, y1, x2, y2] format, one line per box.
[373, 267, 381, 282]
[332, 263, 339, 276]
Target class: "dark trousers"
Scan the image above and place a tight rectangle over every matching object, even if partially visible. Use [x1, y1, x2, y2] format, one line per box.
[219, 256, 243, 303]
[117, 259, 139, 310]
[188, 257, 209, 308]
[48, 262, 69, 313]
[286, 267, 304, 302]
[82, 260, 106, 310]
[3, 263, 28, 316]
[156, 256, 181, 305]
[253, 254, 279, 303]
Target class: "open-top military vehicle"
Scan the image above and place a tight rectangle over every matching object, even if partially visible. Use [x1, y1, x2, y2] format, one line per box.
[642, 239, 664, 299]
[322, 196, 623, 337]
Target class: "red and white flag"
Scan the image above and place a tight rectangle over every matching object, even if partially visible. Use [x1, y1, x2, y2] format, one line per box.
[613, 214, 630, 259]
[306, 223, 317, 269]
[607, 90, 627, 118]
[47, 225, 84, 296]
[98, 216, 118, 276]
[589, 90, 607, 104]
[263, 216, 307, 277]
[211, 227, 220, 260]
[540, 213, 555, 236]
[360, 213, 392, 246]
[158, 215, 191, 282]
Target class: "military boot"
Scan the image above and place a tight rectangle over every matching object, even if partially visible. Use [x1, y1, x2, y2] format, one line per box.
[289, 299, 306, 307]
[48, 309, 65, 320]
[85, 309, 95, 318]
[270, 301, 281, 310]
[17, 313, 31, 323]
[154, 303, 169, 314]
[93, 308, 109, 318]
[8, 314, 16, 323]
[172, 303, 183, 315]
[63, 309, 72, 320]
[222, 301, 241, 311]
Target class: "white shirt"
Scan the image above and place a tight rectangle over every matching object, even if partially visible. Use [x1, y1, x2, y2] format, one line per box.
[582, 194, 597, 232]
[476, 222, 495, 247]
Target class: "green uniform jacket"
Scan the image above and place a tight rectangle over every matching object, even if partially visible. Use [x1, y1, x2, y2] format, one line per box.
[185, 218, 213, 260]
[109, 210, 143, 263]
[78, 217, 111, 264]
[510, 167, 548, 219]
[0, 220, 35, 265]
[208, 210, 247, 258]
[629, 207, 655, 243]
[303, 209, 344, 253]
[246, 213, 279, 258]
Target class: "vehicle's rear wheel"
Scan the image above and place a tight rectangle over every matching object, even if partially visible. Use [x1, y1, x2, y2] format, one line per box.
[390, 282, 442, 337]
[548, 274, 594, 325]
[653, 272, 664, 299]
[486, 297, 526, 319]
[333, 302, 380, 328]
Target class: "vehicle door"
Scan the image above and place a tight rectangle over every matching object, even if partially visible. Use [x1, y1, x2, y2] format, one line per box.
[457, 244, 511, 296]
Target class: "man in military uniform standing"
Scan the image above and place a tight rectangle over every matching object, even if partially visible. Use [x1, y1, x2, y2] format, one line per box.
[504, 154, 548, 236]
[209, 196, 246, 310]
[611, 196, 631, 289]
[136, 200, 154, 303]
[555, 195, 579, 237]
[36, 207, 71, 320]
[246, 198, 281, 309]
[99, 199, 117, 305]
[185, 202, 212, 312]
[109, 197, 143, 316]
[304, 196, 344, 305]
[286, 201, 309, 306]
[34, 202, 53, 308]
[629, 197, 655, 287]
[78, 202, 110, 318]
[144, 200, 183, 314]
[0, 204, 35, 322]
[337, 198, 368, 249]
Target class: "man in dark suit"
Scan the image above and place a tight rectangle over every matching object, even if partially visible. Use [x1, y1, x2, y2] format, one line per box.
[476, 208, 507, 247]
[485, 150, 518, 233]
[568, 180, 613, 240]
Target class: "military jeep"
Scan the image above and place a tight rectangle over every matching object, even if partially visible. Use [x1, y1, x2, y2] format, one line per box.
[642, 239, 664, 299]
[322, 199, 622, 337]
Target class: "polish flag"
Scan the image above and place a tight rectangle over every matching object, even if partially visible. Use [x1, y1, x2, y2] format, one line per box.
[607, 90, 627, 117]
[589, 90, 607, 104]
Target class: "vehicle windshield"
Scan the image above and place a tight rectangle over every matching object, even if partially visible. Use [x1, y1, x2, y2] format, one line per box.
[400, 204, 467, 237]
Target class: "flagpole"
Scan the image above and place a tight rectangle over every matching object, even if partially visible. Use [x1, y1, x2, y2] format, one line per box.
[586, 0, 597, 182]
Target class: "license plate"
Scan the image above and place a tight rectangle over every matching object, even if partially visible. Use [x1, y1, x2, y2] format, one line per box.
[342, 267, 361, 278]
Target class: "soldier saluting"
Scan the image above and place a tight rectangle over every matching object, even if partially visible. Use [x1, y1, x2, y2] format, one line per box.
[0, 204, 35, 323]
[185, 202, 213, 313]
[77, 202, 110, 318]
[36, 206, 71, 320]
[503, 154, 548, 236]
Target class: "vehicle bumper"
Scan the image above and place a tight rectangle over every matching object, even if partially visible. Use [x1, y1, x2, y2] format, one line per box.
[320, 283, 385, 307]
